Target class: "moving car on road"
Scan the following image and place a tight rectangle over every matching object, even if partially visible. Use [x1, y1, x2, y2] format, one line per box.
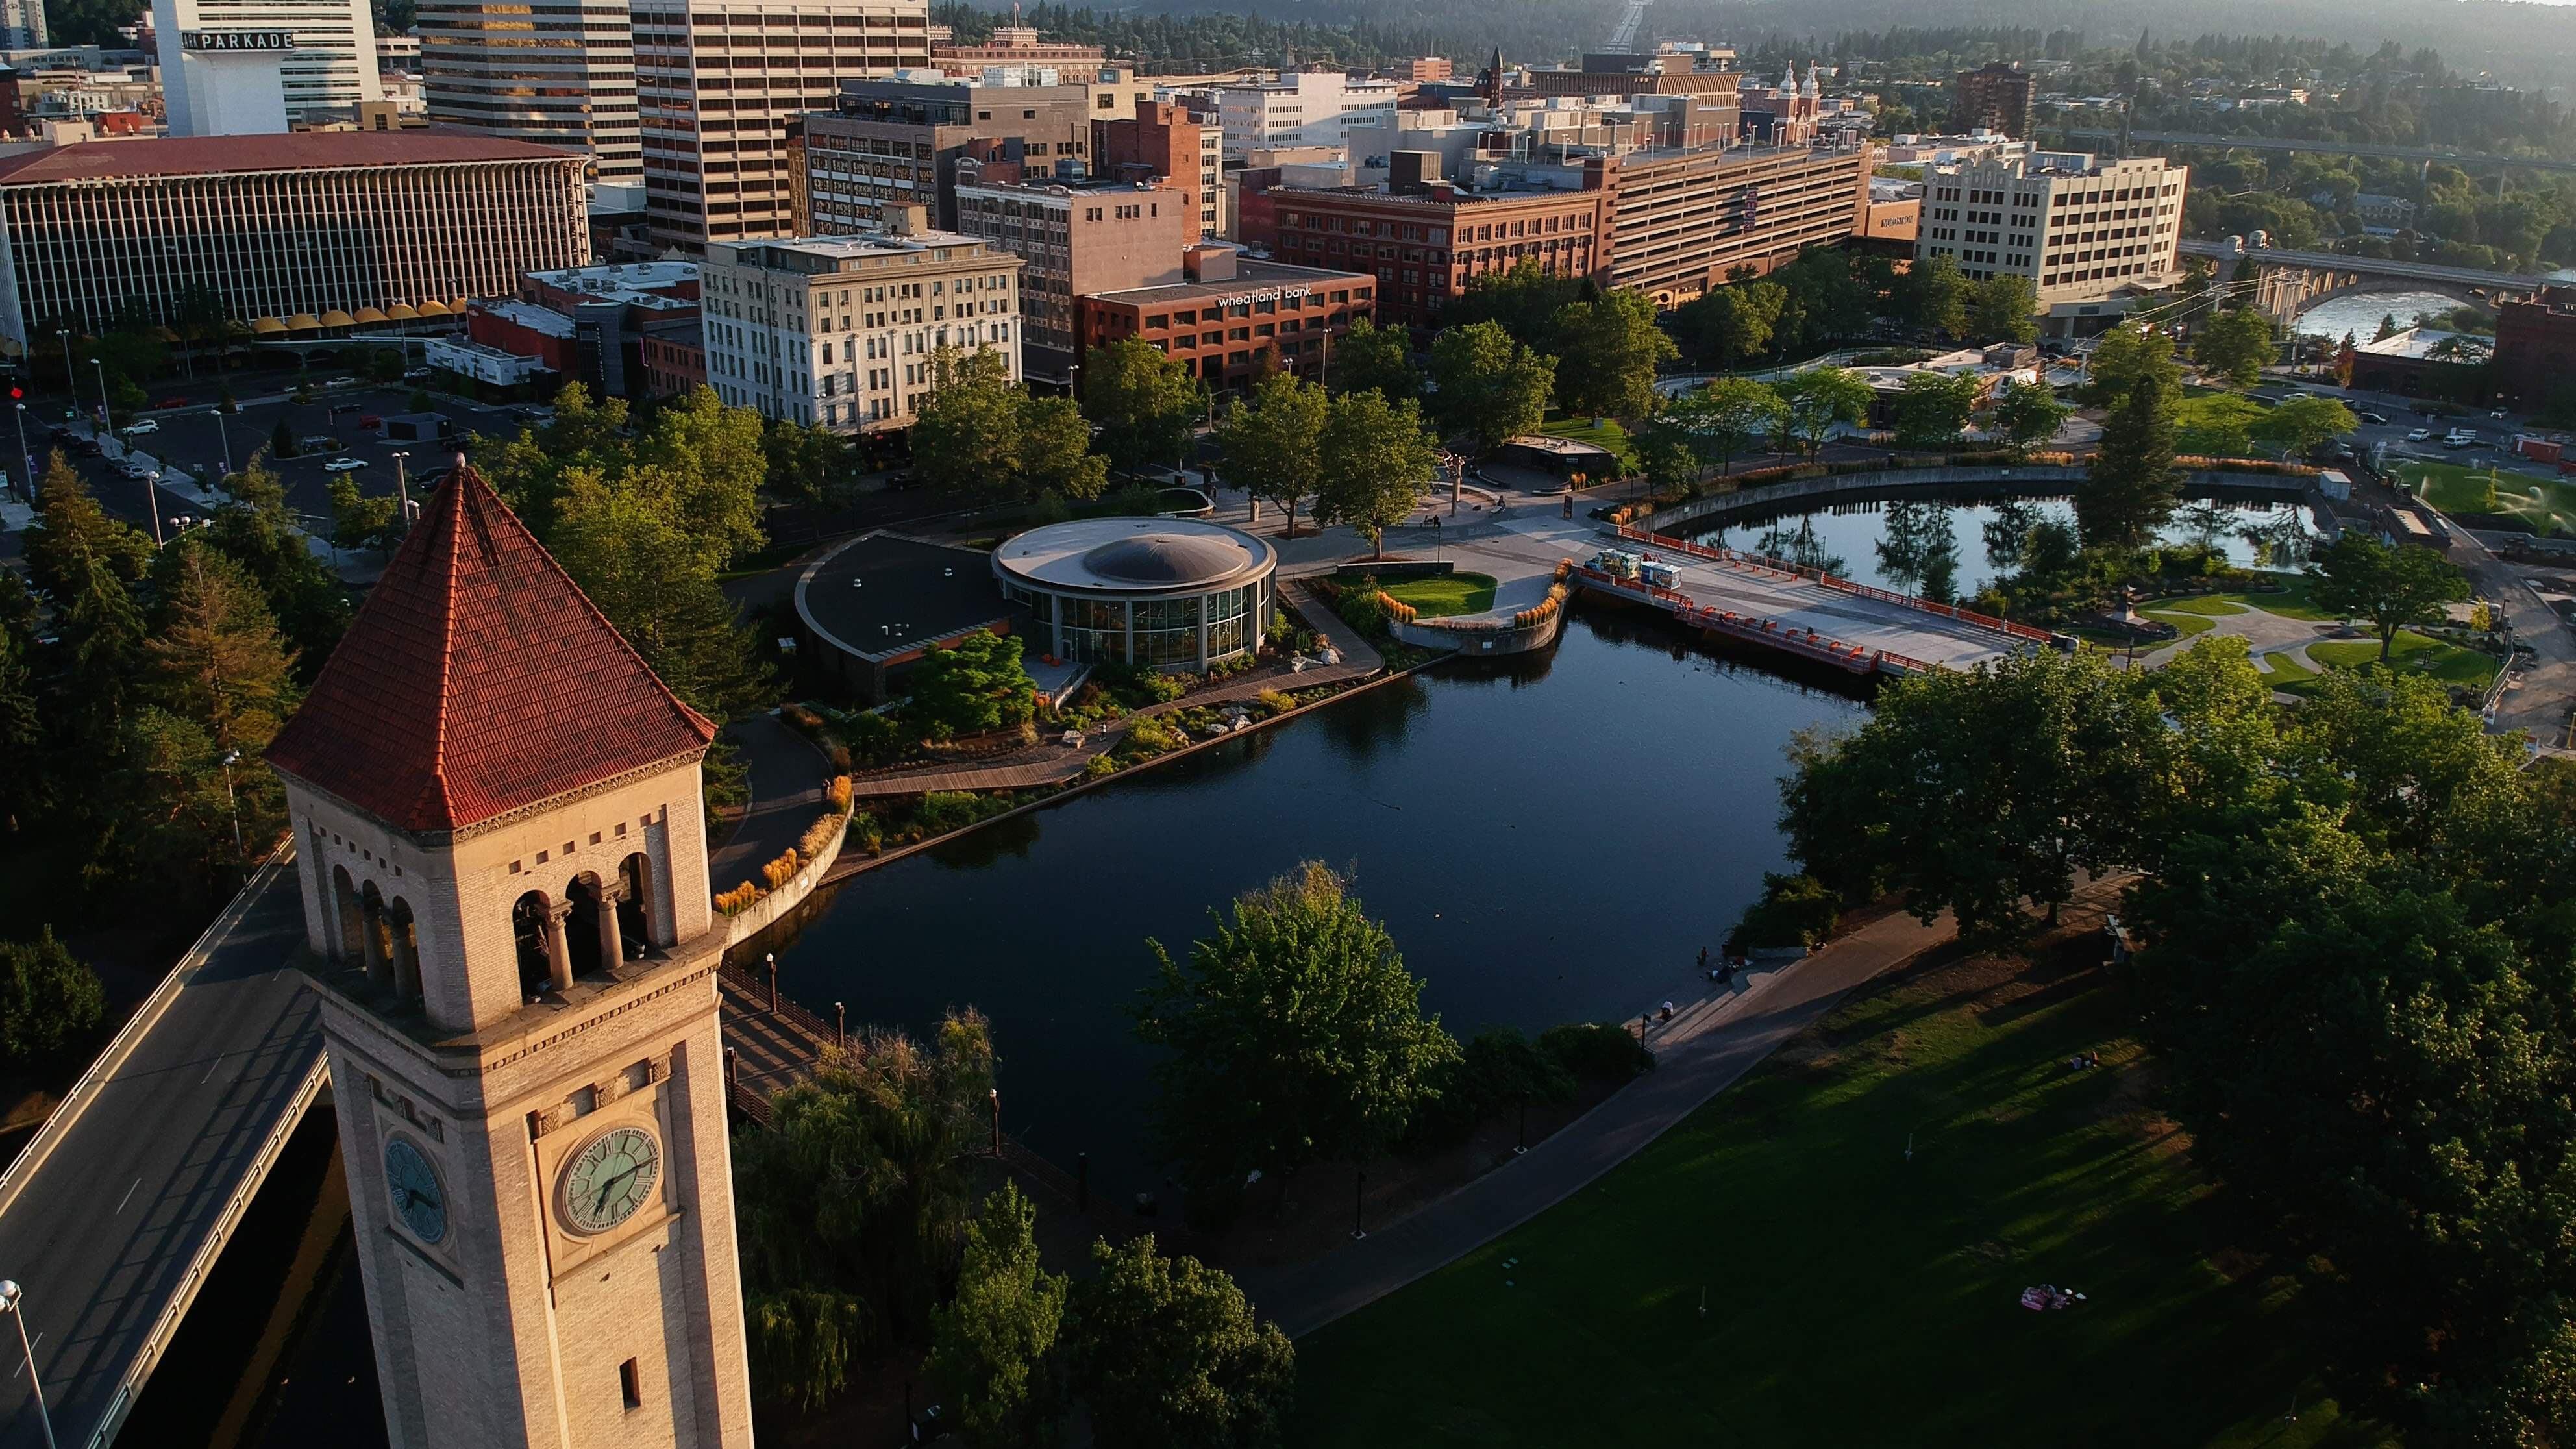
[120, 419, 157, 435]
[2407, 428, 2433, 442]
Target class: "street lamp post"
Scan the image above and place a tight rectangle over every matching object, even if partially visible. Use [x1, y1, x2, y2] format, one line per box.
[390, 451, 412, 532]
[53, 330, 70, 402]
[987, 1088, 1000, 1156]
[765, 952, 777, 1013]
[213, 405, 232, 479]
[834, 1000, 845, 1052]
[10, 401, 28, 502]
[86, 358, 109, 440]
[1351, 1168, 1368, 1241]
[219, 750, 244, 861]
[0, 1280, 59, 1449]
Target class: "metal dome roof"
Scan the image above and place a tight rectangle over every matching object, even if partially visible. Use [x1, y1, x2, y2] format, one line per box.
[1078, 533, 1246, 587]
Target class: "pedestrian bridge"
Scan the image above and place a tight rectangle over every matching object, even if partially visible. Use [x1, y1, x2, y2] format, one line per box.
[2180, 237, 2546, 324]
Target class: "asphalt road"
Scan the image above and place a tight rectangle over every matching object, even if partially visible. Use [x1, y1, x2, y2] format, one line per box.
[0, 864, 319, 1449]
[27, 380, 533, 538]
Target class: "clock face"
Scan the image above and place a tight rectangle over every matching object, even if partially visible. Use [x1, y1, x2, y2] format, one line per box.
[561, 1125, 660, 1235]
[384, 1137, 447, 1245]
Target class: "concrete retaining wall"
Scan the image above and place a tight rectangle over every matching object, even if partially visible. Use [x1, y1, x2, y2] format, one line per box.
[1639, 465, 2314, 533]
[1391, 603, 1565, 656]
[721, 810, 850, 948]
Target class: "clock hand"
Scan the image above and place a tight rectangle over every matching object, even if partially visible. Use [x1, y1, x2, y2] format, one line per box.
[593, 1165, 638, 1217]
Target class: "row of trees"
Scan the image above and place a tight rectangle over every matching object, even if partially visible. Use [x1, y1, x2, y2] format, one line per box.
[1211, 373, 1441, 544]
[1778, 634, 2566, 1443]
[1635, 365, 2072, 494]
[1670, 251, 2040, 369]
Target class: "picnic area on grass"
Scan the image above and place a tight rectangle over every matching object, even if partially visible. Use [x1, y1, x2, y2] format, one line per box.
[1289, 903, 2390, 1449]
[1381, 572, 1499, 618]
[2396, 458, 2576, 538]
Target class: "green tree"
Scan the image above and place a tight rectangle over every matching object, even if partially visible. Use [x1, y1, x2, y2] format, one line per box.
[145, 539, 300, 763]
[546, 469, 771, 722]
[732, 1013, 997, 1352]
[2079, 366, 2181, 549]
[1215, 373, 1328, 538]
[330, 474, 401, 552]
[1550, 289, 1676, 420]
[1315, 391, 1439, 556]
[1082, 336, 1204, 474]
[25, 451, 151, 597]
[1017, 393, 1110, 502]
[746, 1288, 865, 1413]
[2079, 325, 2182, 409]
[1673, 282, 1787, 368]
[1783, 645, 2164, 936]
[907, 630, 1037, 740]
[1890, 369, 1979, 449]
[763, 418, 850, 503]
[1968, 274, 2039, 344]
[2192, 307, 2277, 389]
[2251, 395, 2359, 458]
[269, 419, 296, 460]
[2306, 532, 2472, 662]
[1326, 317, 1420, 400]
[1428, 321, 1554, 457]
[2172, 392, 2266, 456]
[1773, 367, 1872, 456]
[205, 451, 349, 676]
[1135, 862, 1460, 1205]
[1891, 254, 1970, 336]
[0, 575, 46, 833]
[1990, 379, 2072, 458]
[1663, 378, 1789, 477]
[899, 347, 1025, 501]
[928, 1183, 1068, 1448]
[1443, 259, 1587, 351]
[0, 928, 105, 1063]
[1065, 1235, 1294, 1449]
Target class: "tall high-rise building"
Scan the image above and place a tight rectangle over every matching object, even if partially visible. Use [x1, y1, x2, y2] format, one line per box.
[419, 0, 641, 184]
[151, 0, 381, 132]
[633, 0, 930, 253]
[1950, 60, 2035, 140]
[0, 0, 43, 53]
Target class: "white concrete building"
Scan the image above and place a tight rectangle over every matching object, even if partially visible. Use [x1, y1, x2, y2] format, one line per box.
[699, 227, 1021, 432]
[151, 0, 380, 132]
[1215, 71, 1399, 150]
[419, 0, 641, 184]
[1915, 151, 2189, 337]
[632, 0, 931, 253]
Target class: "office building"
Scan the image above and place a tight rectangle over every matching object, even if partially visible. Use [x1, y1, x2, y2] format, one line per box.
[419, 0, 641, 183]
[1095, 99, 1213, 243]
[151, 0, 381, 132]
[1916, 152, 2188, 335]
[632, 0, 931, 253]
[1950, 60, 2035, 141]
[462, 260, 702, 397]
[2493, 284, 2576, 411]
[928, 23, 1102, 74]
[952, 175, 1191, 378]
[1215, 71, 1399, 150]
[699, 222, 1022, 432]
[1078, 249, 1374, 393]
[1602, 141, 1870, 305]
[789, 73, 1098, 232]
[1262, 164, 1611, 329]
[0, 0, 42, 53]
[0, 130, 589, 349]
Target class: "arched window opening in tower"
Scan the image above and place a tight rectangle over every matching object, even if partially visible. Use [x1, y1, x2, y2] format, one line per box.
[512, 890, 554, 1000]
[617, 852, 653, 955]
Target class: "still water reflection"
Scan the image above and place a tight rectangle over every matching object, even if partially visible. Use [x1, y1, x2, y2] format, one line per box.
[763, 608, 1868, 1198]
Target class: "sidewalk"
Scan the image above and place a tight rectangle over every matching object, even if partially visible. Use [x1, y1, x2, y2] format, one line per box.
[1235, 904, 1953, 1339]
[706, 712, 832, 893]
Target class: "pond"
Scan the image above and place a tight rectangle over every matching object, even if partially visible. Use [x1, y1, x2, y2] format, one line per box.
[760, 608, 1869, 1199]
[1687, 492, 2310, 600]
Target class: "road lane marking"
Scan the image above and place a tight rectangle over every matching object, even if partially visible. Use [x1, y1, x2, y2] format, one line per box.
[201, 1052, 228, 1084]
[116, 1178, 140, 1215]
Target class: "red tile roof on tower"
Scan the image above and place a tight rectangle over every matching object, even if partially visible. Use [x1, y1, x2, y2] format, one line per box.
[267, 460, 717, 834]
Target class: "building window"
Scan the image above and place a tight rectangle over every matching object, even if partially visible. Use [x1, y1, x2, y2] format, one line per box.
[620, 1360, 642, 1411]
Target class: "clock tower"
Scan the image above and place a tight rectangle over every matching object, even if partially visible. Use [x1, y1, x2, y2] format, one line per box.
[267, 463, 756, 1448]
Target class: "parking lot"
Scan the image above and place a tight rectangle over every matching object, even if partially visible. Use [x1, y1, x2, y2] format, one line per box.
[25, 379, 537, 538]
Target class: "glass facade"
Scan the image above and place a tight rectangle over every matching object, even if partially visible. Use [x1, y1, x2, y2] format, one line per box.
[1022, 578, 1269, 673]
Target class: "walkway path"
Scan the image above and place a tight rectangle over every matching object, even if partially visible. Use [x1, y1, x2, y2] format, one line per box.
[706, 713, 830, 894]
[845, 584, 1387, 799]
[1237, 904, 1953, 1339]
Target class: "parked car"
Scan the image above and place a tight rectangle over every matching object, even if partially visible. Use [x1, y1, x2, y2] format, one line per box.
[321, 377, 363, 391]
[358, 414, 383, 429]
[323, 457, 369, 473]
[2407, 428, 2434, 442]
[402, 367, 432, 381]
[2493, 408, 2511, 419]
[152, 395, 188, 410]
[2360, 412, 2390, 425]
[117, 459, 153, 479]
[329, 402, 362, 415]
[2445, 431, 2481, 450]
[119, 419, 157, 435]
[71, 438, 101, 458]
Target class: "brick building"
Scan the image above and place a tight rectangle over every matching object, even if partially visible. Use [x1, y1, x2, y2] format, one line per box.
[1093, 99, 1212, 243]
[952, 175, 1193, 380]
[1950, 61, 2035, 141]
[2496, 284, 2576, 412]
[1602, 141, 1870, 305]
[1259, 167, 1612, 328]
[1078, 249, 1374, 393]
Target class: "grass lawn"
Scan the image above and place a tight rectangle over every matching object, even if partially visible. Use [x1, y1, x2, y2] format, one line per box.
[2140, 595, 2248, 618]
[2281, 630, 2500, 697]
[1291, 928, 2385, 1449]
[2396, 458, 2576, 537]
[1382, 572, 1500, 618]
[2136, 608, 2217, 637]
[1540, 414, 1638, 473]
[2253, 651, 2320, 691]
[2205, 576, 2337, 622]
